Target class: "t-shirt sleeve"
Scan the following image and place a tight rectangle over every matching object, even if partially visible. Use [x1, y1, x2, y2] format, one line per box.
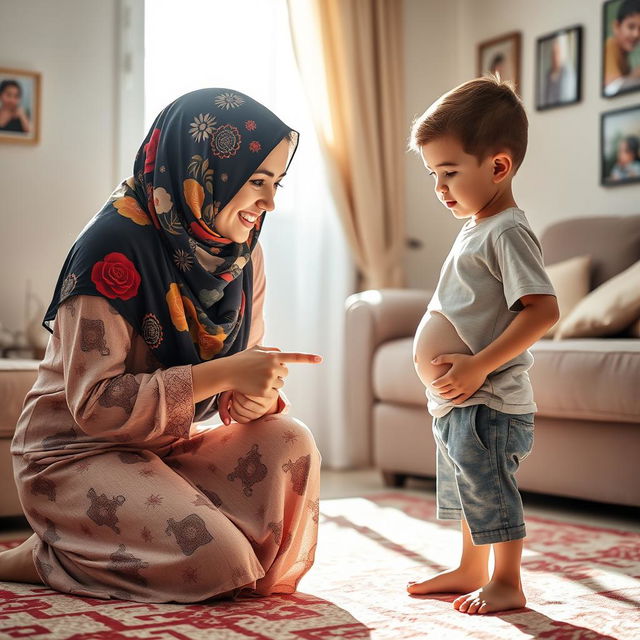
[490, 225, 556, 312]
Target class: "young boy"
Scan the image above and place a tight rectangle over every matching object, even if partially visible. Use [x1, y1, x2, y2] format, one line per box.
[407, 77, 559, 614]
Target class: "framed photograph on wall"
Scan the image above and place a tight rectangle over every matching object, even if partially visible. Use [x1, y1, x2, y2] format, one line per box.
[0, 67, 41, 144]
[477, 31, 521, 94]
[536, 25, 582, 110]
[601, 104, 640, 186]
[602, 0, 640, 97]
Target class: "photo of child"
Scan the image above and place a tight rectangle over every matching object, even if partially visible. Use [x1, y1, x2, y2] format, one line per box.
[603, 0, 640, 97]
[601, 105, 640, 185]
[0, 67, 40, 144]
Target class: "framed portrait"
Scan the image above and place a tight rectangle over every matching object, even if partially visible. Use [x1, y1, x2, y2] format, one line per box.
[536, 25, 582, 111]
[601, 105, 640, 186]
[602, 0, 640, 98]
[477, 31, 521, 94]
[0, 67, 41, 144]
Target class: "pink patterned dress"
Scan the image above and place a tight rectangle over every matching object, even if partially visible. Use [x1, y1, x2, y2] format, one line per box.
[11, 244, 320, 603]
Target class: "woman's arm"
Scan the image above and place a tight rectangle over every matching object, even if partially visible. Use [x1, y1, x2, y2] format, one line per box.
[190, 242, 276, 416]
[57, 295, 195, 441]
[221, 243, 283, 423]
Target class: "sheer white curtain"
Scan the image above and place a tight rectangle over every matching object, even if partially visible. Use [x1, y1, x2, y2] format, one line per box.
[144, 0, 353, 466]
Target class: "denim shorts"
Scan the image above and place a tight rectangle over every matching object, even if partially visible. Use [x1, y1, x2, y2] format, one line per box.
[432, 403, 534, 545]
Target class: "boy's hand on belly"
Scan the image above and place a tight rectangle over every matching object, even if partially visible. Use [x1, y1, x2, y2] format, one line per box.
[429, 353, 489, 404]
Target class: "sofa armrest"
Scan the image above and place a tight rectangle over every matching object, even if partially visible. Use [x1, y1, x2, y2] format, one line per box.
[343, 289, 432, 467]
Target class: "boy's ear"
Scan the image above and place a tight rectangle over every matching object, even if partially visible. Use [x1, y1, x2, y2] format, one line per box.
[492, 152, 513, 183]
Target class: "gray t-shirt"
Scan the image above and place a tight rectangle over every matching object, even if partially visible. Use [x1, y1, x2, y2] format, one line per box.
[426, 207, 556, 418]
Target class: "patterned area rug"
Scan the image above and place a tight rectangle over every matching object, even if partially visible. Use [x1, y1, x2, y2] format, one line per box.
[1, 492, 639, 639]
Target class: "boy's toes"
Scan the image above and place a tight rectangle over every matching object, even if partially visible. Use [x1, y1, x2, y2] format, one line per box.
[466, 598, 483, 615]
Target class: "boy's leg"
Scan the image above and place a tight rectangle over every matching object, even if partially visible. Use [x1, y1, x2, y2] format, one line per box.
[454, 538, 526, 614]
[408, 517, 489, 594]
[448, 406, 533, 614]
[408, 413, 489, 594]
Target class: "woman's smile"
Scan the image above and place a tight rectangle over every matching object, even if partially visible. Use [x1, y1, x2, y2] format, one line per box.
[238, 210, 260, 228]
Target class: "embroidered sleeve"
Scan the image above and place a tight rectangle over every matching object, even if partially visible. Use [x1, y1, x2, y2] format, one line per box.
[57, 295, 194, 441]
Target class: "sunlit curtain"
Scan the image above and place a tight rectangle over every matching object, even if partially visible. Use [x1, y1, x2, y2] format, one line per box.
[145, 0, 353, 467]
[287, 0, 406, 290]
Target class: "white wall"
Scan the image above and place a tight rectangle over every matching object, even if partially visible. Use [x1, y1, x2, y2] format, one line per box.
[404, 0, 640, 290]
[0, 0, 118, 335]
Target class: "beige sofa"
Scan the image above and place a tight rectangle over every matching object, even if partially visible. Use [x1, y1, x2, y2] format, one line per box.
[345, 215, 640, 507]
[0, 358, 40, 517]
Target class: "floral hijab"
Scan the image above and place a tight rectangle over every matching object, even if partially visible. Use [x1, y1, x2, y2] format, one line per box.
[44, 89, 298, 367]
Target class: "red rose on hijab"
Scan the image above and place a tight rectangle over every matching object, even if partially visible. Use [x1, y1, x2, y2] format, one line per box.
[91, 253, 141, 300]
[144, 128, 161, 173]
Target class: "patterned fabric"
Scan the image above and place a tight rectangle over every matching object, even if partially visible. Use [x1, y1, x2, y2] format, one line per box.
[43, 89, 298, 368]
[12, 407, 320, 603]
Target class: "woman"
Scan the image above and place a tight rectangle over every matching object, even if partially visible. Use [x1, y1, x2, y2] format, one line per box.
[0, 79, 31, 133]
[2, 88, 322, 603]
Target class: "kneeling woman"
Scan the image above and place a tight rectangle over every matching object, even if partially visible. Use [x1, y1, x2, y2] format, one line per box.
[4, 89, 322, 603]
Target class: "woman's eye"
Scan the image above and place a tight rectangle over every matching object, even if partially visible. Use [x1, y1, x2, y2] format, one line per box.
[250, 179, 265, 187]
[275, 182, 285, 189]
[444, 171, 457, 177]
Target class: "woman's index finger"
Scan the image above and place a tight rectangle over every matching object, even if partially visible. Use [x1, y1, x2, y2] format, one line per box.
[277, 352, 323, 364]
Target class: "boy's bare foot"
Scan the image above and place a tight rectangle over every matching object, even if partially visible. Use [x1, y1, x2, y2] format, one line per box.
[0, 533, 43, 584]
[407, 566, 490, 595]
[453, 578, 526, 614]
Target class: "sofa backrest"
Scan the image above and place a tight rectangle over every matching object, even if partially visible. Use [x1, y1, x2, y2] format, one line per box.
[540, 215, 640, 290]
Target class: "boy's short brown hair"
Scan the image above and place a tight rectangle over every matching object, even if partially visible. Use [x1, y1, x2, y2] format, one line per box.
[410, 76, 528, 171]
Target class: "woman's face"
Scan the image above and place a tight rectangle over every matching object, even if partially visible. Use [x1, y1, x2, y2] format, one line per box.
[213, 138, 291, 243]
[0, 85, 21, 111]
[613, 13, 640, 53]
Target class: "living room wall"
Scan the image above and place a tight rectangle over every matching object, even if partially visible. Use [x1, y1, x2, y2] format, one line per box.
[2, 1, 637, 332]
[0, 0, 118, 336]
[404, 0, 640, 290]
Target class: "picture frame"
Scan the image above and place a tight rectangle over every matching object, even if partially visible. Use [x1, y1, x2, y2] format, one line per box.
[477, 31, 521, 94]
[600, 104, 640, 186]
[535, 25, 583, 111]
[602, 0, 640, 98]
[0, 67, 41, 144]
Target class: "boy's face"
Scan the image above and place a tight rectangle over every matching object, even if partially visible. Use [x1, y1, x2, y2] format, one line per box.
[420, 136, 502, 221]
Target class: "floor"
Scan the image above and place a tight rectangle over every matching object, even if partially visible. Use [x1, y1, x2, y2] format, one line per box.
[1, 468, 638, 542]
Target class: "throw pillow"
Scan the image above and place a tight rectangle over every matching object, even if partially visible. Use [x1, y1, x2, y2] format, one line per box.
[554, 259, 640, 339]
[542, 255, 591, 338]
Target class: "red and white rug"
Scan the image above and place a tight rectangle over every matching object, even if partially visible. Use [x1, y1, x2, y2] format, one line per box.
[1, 492, 639, 639]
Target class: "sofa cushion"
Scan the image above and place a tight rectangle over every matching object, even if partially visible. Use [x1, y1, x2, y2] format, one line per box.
[543, 255, 591, 338]
[0, 359, 40, 437]
[554, 260, 640, 338]
[540, 214, 640, 289]
[373, 337, 640, 424]
[529, 339, 640, 423]
[373, 338, 425, 407]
